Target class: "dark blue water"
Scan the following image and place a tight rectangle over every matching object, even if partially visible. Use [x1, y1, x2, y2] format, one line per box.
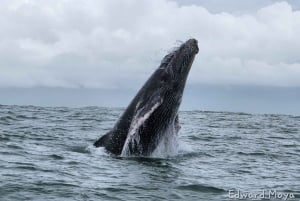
[0, 105, 299, 201]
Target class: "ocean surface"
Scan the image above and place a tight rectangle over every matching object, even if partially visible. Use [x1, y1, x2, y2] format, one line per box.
[0, 105, 299, 201]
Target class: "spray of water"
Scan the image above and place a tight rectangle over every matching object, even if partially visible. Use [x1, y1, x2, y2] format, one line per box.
[120, 124, 179, 158]
[151, 124, 179, 158]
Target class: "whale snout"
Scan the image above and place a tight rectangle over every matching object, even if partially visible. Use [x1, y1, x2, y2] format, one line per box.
[186, 38, 199, 54]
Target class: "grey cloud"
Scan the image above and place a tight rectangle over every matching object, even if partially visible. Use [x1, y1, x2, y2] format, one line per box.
[177, 0, 300, 13]
[0, 0, 299, 88]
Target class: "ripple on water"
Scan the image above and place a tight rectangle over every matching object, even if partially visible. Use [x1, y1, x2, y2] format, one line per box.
[0, 105, 299, 201]
[175, 184, 226, 193]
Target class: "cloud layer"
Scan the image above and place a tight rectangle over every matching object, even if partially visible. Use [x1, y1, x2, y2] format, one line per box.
[0, 0, 299, 88]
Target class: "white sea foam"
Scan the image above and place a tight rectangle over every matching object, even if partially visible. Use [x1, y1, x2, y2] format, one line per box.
[86, 145, 108, 156]
[151, 124, 179, 158]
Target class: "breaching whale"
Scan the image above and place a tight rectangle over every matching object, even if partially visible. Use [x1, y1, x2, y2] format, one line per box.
[94, 38, 199, 156]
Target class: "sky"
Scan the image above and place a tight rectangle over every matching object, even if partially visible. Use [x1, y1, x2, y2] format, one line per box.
[0, 0, 299, 115]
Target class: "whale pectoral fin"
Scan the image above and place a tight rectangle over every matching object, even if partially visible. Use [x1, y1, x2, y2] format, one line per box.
[94, 131, 111, 147]
[121, 96, 163, 156]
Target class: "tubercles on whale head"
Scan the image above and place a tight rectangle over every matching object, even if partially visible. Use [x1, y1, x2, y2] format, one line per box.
[159, 38, 199, 91]
[171, 38, 198, 73]
[185, 38, 199, 54]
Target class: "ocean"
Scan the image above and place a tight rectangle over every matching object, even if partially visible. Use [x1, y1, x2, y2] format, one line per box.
[0, 105, 299, 201]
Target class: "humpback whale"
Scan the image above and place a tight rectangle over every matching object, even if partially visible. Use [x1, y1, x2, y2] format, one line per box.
[94, 38, 199, 156]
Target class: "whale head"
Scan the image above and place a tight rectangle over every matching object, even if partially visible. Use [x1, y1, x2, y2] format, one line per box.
[157, 38, 199, 104]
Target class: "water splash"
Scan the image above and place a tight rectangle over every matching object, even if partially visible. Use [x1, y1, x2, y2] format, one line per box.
[120, 124, 180, 158]
[151, 125, 179, 158]
[86, 145, 108, 156]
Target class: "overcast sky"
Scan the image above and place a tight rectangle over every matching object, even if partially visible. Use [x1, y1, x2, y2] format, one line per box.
[0, 0, 299, 115]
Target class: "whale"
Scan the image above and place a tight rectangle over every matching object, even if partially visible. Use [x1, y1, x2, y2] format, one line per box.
[94, 38, 199, 156]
